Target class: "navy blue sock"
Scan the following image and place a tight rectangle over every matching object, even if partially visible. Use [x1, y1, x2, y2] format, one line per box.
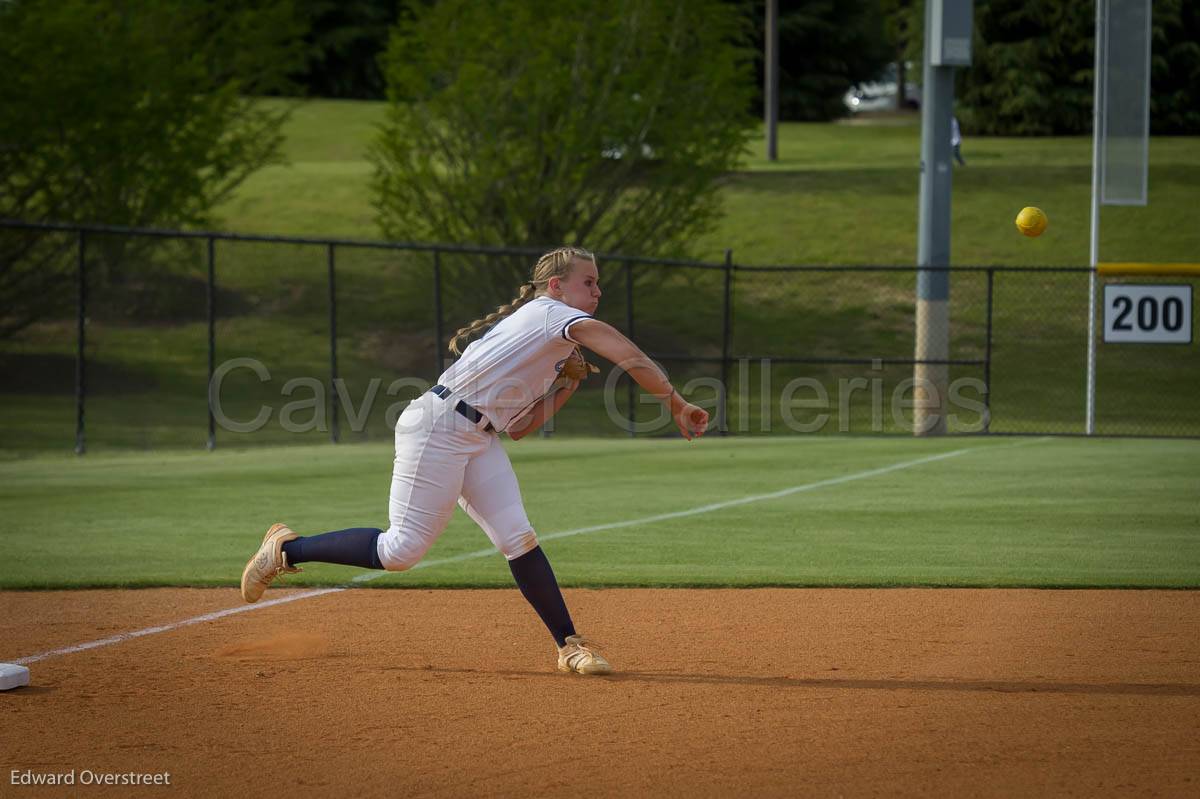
[508, 546, 576, 647]
[281, 528, 384, 570]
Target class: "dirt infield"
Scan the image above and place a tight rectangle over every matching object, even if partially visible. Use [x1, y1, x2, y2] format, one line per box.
[2, 588, 1199, 797]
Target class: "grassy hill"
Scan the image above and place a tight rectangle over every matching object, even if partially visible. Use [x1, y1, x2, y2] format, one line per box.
[1, 100, 1197, 452]
[216, 100, 1200, 266]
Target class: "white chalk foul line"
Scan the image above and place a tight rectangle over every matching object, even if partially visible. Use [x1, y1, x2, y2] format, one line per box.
[13, 589, 343, 666]
[10, 444, 1003, 666]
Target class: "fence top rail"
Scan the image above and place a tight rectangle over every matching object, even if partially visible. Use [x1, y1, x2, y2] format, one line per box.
[734, 263, 1095, 273]
[0, 218, 551, 258]
[1, 218, 732, 269]
[1, 218, 1095, 274]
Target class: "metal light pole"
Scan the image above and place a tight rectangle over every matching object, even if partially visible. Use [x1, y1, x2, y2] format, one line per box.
[765, 0, 778, 162]
[914, 0, 973, 436]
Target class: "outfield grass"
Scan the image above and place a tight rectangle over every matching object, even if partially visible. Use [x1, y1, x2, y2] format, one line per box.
[2, 436, 1197, 589]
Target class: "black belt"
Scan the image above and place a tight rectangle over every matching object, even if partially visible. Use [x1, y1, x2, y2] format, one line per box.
[431, 385, 494, 432]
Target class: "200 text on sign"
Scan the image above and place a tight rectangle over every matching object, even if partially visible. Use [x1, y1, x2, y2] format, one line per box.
[1102, 284, 1193, 344]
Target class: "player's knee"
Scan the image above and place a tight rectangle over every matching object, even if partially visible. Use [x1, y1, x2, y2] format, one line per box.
[379, 546, 421, 571]
[501, 530, 540, 561]
[376, 531, 426, 571]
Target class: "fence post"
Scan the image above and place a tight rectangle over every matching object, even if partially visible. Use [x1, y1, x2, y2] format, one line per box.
[1085, 268, 1097, 435]
[206, 237, 216, 450]
[984, 268, 994, 433]
[433, 250, 445, 377]
[327, 243, 340, 444]
[74, 230, 87, 455]
[625, 260, 635, 437]
[720, 249, 733, 436]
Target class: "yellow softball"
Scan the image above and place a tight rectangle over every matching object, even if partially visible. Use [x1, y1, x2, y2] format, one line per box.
[1015, 206, 1048, 237]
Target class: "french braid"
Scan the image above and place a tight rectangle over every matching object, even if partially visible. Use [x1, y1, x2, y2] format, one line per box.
[448, 246, 594, 355]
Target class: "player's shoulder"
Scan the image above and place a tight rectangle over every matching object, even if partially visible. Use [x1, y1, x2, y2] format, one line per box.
[515, 296, 592, 340]
[504, 295, 554, 326]
[515, 295, 586, 322]
[521, 295, 557, 312]
[489, 295, 557, 338]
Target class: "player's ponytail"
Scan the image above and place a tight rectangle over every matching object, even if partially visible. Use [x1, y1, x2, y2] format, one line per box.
[448, 281, 538, 356]
[448, 246, 595, 355]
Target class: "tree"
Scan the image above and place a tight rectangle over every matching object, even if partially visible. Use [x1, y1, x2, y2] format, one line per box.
[0, 0, 306, 338]
[904, 0, 1200, 136]
[880, 0, 917, 111]
[771, 0, 895, 121]
[1150, 0, 1200, 134]
[370, 0, 756, 274]
[954, 0, 1094, 135]
[290, 0, 397, 99]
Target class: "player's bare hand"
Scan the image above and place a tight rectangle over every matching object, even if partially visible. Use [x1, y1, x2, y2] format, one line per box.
[674, 402, 709, 441]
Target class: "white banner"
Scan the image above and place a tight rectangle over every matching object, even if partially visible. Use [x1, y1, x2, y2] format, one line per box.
[1099, 0, 1151, 206]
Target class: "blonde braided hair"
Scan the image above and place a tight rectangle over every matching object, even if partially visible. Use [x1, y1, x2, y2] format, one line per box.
[448, 246, 595, 355]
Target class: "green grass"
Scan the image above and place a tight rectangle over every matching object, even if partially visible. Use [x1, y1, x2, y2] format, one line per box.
[2, 436, 1198, 589]
[2, 100, 1198, 452]
[712, 121, 1200, 266]
[215, 101, 1200, 265]
[211, 99, 384, 237]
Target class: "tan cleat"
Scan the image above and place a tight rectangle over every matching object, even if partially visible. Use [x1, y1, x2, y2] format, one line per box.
[240, 523, 301, 603]
[557, 635, 612, 675]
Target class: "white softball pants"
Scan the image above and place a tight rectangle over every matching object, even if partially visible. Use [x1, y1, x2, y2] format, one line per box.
[376, 391, 538, 571]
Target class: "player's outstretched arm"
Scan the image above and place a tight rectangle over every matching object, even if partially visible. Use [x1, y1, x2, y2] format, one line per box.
[569, 319, 709, 440]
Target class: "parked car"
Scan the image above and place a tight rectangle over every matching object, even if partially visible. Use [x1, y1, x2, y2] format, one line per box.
[843, 62, 921, 113]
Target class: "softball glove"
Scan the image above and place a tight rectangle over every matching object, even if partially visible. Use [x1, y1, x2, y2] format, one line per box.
[559, 346, 600, 382]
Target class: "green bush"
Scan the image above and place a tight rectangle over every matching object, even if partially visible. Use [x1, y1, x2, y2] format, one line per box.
[0, 0, 306, 337]
[371, 0, 757, 273]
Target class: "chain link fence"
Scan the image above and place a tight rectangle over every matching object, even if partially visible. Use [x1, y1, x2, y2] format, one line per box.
[1, 220, 1196, 451]
[1092, 271, 1198, 436]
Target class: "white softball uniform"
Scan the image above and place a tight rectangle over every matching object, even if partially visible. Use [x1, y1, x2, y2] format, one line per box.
[376, 297, 592, 571]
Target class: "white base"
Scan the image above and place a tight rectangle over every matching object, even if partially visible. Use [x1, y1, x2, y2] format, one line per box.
[0, 663, 30, 690]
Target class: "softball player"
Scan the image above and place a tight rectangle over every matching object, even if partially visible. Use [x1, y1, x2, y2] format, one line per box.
[240, 246, 709, 675]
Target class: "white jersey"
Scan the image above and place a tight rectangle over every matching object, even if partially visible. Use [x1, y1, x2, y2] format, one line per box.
[436, 296, 592, 432]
